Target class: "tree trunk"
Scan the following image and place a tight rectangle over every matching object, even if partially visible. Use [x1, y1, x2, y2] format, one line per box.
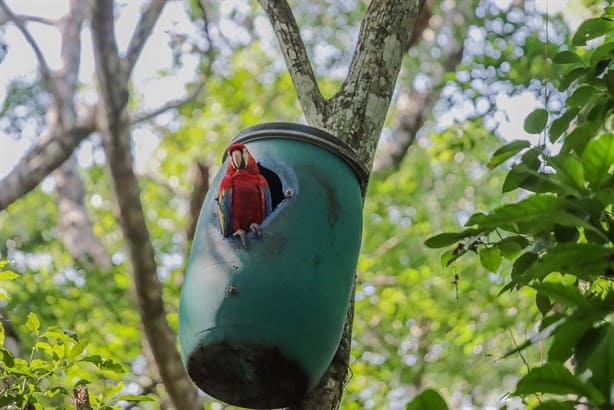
[259, 1, 424, 408]
[90, 1, 201, 409]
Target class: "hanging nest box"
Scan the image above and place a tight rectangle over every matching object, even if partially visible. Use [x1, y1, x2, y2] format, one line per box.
[179, 122, 368, 408]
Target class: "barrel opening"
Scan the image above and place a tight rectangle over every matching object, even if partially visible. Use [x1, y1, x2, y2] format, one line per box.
[258, 163, 284, 211]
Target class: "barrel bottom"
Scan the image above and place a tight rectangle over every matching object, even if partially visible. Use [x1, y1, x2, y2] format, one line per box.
[187, 341, 309, 409]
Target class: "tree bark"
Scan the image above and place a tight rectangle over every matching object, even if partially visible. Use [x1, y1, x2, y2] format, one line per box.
[90, 2, 200, 409]
[73, 386, 93, 410]
[260, 1, 423, 408]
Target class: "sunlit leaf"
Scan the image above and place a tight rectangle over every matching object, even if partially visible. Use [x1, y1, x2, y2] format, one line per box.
[547, 154, 585, 192]
[0, 270, 19, 280]
[479, 247, 501, 272]
[573, 17, 614, 46]
[26, 312, 40, 336]
[581, 133, 614, 190]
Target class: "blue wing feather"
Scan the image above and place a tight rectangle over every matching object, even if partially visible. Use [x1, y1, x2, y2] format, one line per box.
[218, 187, 233, 236]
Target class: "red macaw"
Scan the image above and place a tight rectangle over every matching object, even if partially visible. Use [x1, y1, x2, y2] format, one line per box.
[217, 143, 272, 247]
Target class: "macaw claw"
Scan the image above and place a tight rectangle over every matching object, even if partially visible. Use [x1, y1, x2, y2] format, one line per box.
[249, 223, 262, 236]
[233, 229, 248, 248]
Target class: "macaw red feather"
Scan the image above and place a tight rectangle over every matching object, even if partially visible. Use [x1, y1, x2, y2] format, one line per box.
[218, 145, 272, 237]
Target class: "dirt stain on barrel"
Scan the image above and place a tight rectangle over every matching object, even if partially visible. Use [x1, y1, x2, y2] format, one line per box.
[311, 170, 340, 226]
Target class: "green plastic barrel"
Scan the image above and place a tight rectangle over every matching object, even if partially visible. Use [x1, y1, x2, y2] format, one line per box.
[179, 122, 368, 408]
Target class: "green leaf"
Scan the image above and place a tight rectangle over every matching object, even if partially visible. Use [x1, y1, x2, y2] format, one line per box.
[479, 247, 501, 272]
[558, 67, 587, 91]
[69, 341, 88, 359]
[440, 247, 466, 267]
[405, 389, 448, 410]
[575, 325, 614, 404]
[116, 395, 155, 402]
[528, 243, 613, 280]
[553, 50, 582, 65]
[547, 154, 585, 191]
[424, 228, 483, 248]
[573, 17, 614, 46]
[549, 108, 579, 143]
[465, 195, 563, 231]
[26, 312, 40, 336]
[581, 133, 614, 190]
[533, 400, 576, 410]
[497, 235, 530, 259]
[531, 281, 586, 308]
[548, 318, 596, 363]
[513, 362, 604, 401]
[0, 270, 19, 281]
[535, 292, 552, 315]
[567, 85, 596, 108]
[524, 109, 548, 134]
[561, 123, 600, 155]
[502, 163, 533, 193]
[0, 346, 15, 367]
[487, 140, 531, 169]
[511, 251, 539, 279]
[43, 386, 69, 398]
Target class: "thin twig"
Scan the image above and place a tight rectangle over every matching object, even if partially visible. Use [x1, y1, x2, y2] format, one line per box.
[0, 0, 60, 100]
[508, 329, 531, 374]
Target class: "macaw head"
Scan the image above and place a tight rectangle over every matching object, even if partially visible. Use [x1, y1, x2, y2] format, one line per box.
[227, 143, 258, 173]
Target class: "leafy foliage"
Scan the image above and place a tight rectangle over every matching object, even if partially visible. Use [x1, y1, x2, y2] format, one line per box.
[0, 261, 153, 409]
[427, 6, 614, 408]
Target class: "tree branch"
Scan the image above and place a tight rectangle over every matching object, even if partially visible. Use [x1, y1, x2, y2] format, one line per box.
[257, 0, 326, 126]
[0, 0, 60, 101]
[325, 0, 423, 168]
[0, 123, 95, 212]
[91, 2, 200, 409]
[53, 155, 111, 269]
[73, 386, 93, 410]
[124, 0, 167, 76]
[131, 81, 205, 125]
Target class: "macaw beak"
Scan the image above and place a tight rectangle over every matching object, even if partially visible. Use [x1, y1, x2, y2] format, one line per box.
[230, 149, 246, 170]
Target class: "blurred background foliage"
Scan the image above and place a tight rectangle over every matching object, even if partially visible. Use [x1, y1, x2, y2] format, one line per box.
[0, 0, 610, 408]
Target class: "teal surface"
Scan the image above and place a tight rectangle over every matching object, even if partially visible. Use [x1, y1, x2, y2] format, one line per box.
[179, 137, 363, 402]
